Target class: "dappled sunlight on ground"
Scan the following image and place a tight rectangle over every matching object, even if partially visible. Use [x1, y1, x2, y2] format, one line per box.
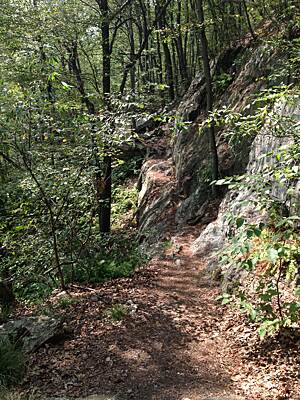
[22, 227, 244, 400]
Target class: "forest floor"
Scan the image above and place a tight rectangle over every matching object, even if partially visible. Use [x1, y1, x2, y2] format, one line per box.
[14, 145, 300, 400]
[19, 222, 300, 400]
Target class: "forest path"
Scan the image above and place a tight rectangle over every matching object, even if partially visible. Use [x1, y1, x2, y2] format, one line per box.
[24, 227, 245, 400]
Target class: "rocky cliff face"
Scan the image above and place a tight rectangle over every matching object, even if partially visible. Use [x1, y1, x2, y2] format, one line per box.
[137, 34, 299, 254]
[191, 99, 300, 283]
[173, 40, 289, 226]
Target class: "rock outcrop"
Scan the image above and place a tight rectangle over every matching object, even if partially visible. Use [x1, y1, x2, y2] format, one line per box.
[137, 33, 298, 260]
[191, 99, 300, 284]
[173, 41, 283, 226]
[0, 315, 64, 353]
[137, 157, 176, 243]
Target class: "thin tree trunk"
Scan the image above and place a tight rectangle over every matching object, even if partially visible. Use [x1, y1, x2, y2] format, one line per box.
[128, 11, 136, 94]
[176, 0, 189, 87]
[157, 7, 175, 101]
[156, 27, 163, 84]
[67, 42, 105, 234]
[242, 0, 256, 40]
[196, 0, 219, 195]
[119, 0, 173, 94]
[97, 0, 112, 233]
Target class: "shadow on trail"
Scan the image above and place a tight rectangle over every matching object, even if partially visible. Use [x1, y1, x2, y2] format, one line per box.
[22, 231, 235, 400]
[24, 294, 232, 400]
[155, 254, 220, 310]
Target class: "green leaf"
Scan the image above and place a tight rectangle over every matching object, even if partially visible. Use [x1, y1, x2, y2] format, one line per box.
[268, 248, 278, 263]
[14, 225, 27, 231]
[216, 293, 231, 305]
[253, 227, 262, 237]
[215, 178, 228, 186]
[61, 81, 72, 90]
[236, 217, 245, 228]
[258, 326, 267, 340]
[246, 229, 254, 238]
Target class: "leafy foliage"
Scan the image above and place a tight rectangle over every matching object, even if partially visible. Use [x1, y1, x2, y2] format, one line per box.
[63, 232, 144, 285]
[220, 217, 300, 339]
[217, 86, 300, 339]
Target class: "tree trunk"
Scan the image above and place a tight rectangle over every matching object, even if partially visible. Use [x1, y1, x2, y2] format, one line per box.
[157, 7, 175, 101]
[196, 0, 219, 196]
[176, 0, 189, 88]
[98, 0, 112, 233]
[242, 0, 256, 40]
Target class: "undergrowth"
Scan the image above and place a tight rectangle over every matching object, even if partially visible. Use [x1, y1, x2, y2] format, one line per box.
[219, 216, 300, 339]
[64, 232, 144, 285]
[0, 336, 25, 388]
[215, 83, 300, 339]
[2, 156, 141, 304]
[105, 304, 128, 321]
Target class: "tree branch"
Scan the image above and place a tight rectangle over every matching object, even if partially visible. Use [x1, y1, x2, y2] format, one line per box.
[119, 0, 173, 94]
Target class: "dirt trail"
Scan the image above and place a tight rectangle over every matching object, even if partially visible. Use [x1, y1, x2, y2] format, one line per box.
[24, 227, 245, 400]
[134, 228, 244, 400]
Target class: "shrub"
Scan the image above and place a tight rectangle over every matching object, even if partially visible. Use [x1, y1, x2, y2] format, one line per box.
[215, 89, 300, 339]
[219, 217, 300, 339]
[64, 232, 145, 284]
[56, 296, 79, 309]
[0, 335, 25, 388]
[111, 184, 138, 229]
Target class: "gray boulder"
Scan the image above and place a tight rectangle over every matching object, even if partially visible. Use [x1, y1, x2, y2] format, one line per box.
[0, 315, 64, 353]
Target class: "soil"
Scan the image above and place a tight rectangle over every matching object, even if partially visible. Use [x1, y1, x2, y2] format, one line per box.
[21, 227, 245, 400]
[19, 224, 300, 400]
